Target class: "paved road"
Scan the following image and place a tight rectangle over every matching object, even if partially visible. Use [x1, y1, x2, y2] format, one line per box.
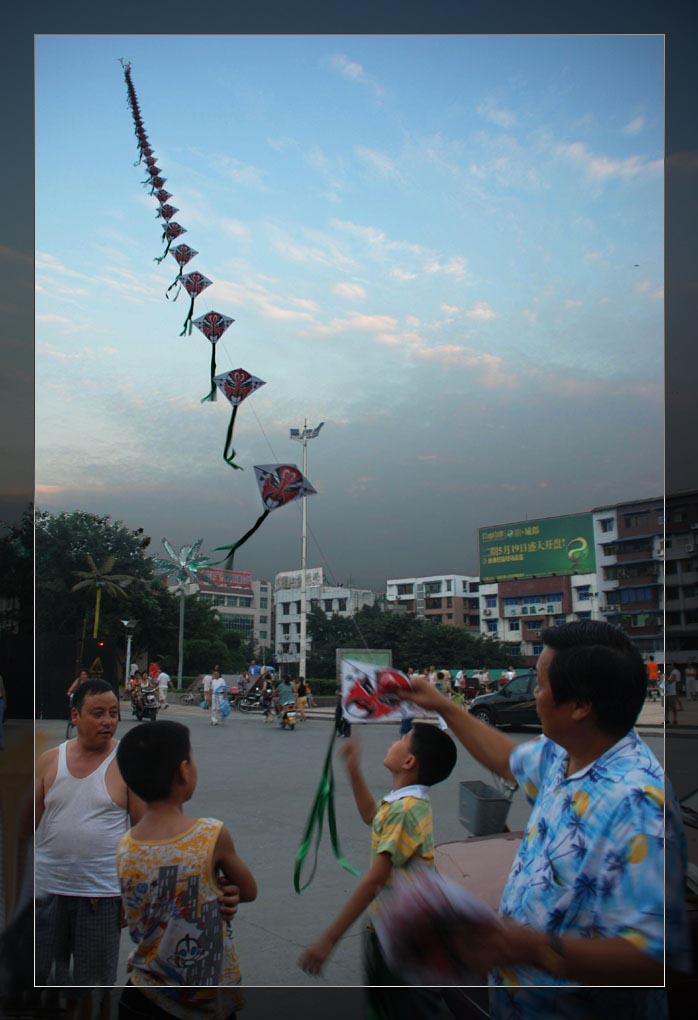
[34, 703, 666, 992]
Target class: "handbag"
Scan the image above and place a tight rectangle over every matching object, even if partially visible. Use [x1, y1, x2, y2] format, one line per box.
[200, 699, 208, 710]
[220, 698, 231, 719]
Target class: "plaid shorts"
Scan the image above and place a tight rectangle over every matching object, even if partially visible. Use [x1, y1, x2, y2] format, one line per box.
[35, 893, 122, 986]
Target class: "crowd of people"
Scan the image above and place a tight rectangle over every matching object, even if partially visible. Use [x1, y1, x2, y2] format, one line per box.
[34, 623, 691, 1019]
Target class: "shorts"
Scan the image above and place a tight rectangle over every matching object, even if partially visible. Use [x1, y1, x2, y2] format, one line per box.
[296, 697, 307, 711]
[35, 893, 122, 986]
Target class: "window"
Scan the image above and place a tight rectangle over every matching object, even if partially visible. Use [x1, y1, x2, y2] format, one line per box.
[598, 517, 614, 532]
[259, 630, 267, 639]
[225, 595, 237, 607]
[446, 613, 453, 620]
[486, 621, 498, 633]
[577, 611, 592, 619]
[425, 582, 441, 595]
[260, 597, 268, 608]
[509, 644, 521, 657]
[338, 599, 347, 612]
[684, 584, 698, 598]
[469, 582, 480, 592]
[624, 512, 649, 528]
[445, 579, 452, 592]
[525, 619, 543, 630]
[222, 615, 253, 635]
[397, 584, 413, 596]
[671, 508, 688, 523]
[685, 610, 698, 624]
[554, 615, 567, 625]
[504, 597, 520, 607]
[259, 615, 268, 623]
[446, 597, 453, 608]
[324, 600, 334, 613]
[532, 643, 544, 655]
[508, 620, 520, 632]
[282, 623, 290, 635]
[576, 586, 591, 601]
[485, 595, 497, 608]
[620, 586, 656, 603]
[667, 611, 682, 625]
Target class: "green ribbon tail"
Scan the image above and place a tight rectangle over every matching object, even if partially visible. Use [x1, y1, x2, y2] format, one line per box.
[212, 509, 270, 568]
[219, 406, 243, 468]
[293, 728, 361, 894]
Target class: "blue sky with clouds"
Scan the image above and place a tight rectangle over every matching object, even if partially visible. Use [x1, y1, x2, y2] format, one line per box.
[36, 34, 663, 588]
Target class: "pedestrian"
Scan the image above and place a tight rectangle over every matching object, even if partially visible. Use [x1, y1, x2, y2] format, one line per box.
[434, 672, 450, 731]
[156, 667, 171, 710]
[305, 680, 316, 709]
[296, 676, 308, 721]
[395, 620, 690, 1017]
[202, 669, 213, 708]
[34, 679, 147, 989]
[261, 678, 274, 722]
[0, 673, 6, 751]
[669, 662, 684, 711]
[665, 664, 679, 725]
[685, 660, 698, 701]
[645, 655, 659, 701]
[116, 720, 257, 1012]
[299, 725, 457, 1020]
[210, 669, 228, 726]
[335, 686, 351, 738]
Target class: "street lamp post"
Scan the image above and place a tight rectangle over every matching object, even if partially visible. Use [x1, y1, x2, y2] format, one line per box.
[121, 619, 137, 691]
[289, 420, 324, 680]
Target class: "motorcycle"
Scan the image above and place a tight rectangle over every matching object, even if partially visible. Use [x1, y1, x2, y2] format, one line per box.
[279, 704, 298, 730]
[131, 683, 160, 722]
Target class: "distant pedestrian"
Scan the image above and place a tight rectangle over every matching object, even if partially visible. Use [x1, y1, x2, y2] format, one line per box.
[685, 661, 697, 701]
[210, 670, 228, 726]
[202, 669, 213, 708]
[668, 663, 683, 714]
[156, 668, 171, 710]
[305, 681, 316, 709]
[646, 656, 659, 701]
[665, 664, 679, 725]
[296, 677, 308, 721]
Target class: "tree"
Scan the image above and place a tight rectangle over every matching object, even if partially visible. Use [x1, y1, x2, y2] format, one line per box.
[307, 602, 510, 678]
[71, 553, 140, 637]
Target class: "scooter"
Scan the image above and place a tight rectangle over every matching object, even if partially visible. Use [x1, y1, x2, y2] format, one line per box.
[132, 684, 160, 722]
[279, 704, 298, 730]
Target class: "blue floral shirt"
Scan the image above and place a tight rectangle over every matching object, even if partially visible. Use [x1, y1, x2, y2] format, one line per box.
[488, 730, 690, 1020]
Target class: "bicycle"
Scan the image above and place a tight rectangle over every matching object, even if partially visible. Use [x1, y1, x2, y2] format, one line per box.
[179, 690, 196, 705]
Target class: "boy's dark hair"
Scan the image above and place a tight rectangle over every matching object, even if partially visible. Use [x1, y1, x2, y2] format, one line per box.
[117, 721, 192, 802]
[73, 679, 115, 712]
[409, 723, 457, 787]
[541, 620, 647, 737]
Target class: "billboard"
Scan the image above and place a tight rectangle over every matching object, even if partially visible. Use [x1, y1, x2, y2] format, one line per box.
[479, 513, 596, 582]
[198, 567, 253, 590]
[275, 567, 324, 590]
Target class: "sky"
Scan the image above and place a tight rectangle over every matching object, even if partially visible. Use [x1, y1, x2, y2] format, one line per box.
[35, 34, 664, 590]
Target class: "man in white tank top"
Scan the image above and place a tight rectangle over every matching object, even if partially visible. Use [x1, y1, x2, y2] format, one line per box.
[34, 679, 147, 987]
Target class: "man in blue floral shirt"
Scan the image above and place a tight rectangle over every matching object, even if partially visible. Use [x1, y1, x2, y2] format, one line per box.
[399, 620, 691, 1019]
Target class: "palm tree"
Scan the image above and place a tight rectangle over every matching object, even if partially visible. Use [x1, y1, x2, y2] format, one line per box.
[152, 539, 211, 687]
[71, 554, 138, 638]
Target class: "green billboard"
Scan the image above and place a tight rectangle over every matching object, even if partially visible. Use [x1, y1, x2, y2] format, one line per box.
[479, 512, 596, 582]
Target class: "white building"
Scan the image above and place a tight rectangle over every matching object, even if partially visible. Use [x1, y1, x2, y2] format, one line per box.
[196, 567, 272, 656]
[385, 574, 481, 631]
[273, 568, 376, 672]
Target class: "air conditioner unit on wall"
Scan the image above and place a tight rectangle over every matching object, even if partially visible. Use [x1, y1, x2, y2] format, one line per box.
[685, 543, 695, 553]
[483, 609, 492, 616]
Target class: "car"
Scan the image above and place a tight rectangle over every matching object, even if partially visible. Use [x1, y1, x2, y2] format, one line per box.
[468, 670, 540, 728]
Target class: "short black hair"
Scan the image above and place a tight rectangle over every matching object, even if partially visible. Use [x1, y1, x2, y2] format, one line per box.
[541, 620, 647, 737]
[409, 723, 457, 787]
[73, 679, 116, 712]
[117, 721, 192, 802]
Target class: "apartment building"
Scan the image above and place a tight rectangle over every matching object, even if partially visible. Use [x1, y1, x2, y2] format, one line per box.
[385, 575, 481, 631]
[196, 567, 273, 656]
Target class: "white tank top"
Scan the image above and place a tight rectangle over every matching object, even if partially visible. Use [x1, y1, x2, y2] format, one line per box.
[35, 740, 129, 897]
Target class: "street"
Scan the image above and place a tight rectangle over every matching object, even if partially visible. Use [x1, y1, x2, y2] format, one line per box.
[34, 702, 667, 990]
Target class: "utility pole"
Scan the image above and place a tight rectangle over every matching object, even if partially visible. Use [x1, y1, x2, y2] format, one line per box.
[290, 421, 324, 679]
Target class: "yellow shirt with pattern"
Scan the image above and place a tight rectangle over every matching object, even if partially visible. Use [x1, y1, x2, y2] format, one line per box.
[117, 817, 241, 995]
[371, 787, 434, 902]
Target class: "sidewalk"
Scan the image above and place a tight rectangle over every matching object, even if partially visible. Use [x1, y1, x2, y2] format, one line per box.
[194, 695, 698, 730]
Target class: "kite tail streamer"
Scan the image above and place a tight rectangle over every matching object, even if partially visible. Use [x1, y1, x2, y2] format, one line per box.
[213, 510, 270, 570]
[202, 343, 218, 403]
[166, 275, 182, 300]
[156, 237, 174, 265]
[293, 727, 361, 893]
[213, 404, 243, 468]
[179, 297, 196, 336]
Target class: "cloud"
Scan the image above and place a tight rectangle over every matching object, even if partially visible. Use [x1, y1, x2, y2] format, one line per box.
[464, 302, 496, 320]
[208, 153, 268, 190]
[441, 304, 459, 315]
[333, 282, 367, 300]
[309, 311, 399, 337]
[267, 136, 295, 152]
[214, 278, 318, 322]
[390, 267, 417, 281]
[328, 54, 385, 99]
[556, 141, 662, 180]
[221, 219, 250, 240]
[564, 299, 584, 309]
[623, 115, 646, 136]
[355, 145, 401, 179]
[272, 231, 357, 272]
[414, 345, 517, 387]
[37, 313, 72, 325]
[477, 99, 517, 129]
[635, 279, 664, 302]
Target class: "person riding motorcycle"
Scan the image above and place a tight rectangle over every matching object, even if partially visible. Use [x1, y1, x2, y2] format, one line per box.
[274, 677, 296, 718]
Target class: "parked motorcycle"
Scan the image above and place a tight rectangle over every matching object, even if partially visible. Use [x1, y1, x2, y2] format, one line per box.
[237, 690, 263, 713]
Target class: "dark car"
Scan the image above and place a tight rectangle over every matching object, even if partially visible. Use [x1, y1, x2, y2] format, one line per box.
[468, 671, 540, 728]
